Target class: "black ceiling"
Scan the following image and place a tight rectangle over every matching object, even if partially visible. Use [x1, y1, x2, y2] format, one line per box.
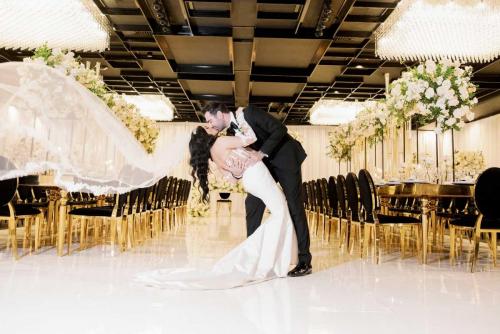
[1, 0, 499, 124]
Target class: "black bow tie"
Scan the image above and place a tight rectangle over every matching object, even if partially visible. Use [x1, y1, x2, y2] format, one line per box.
[230, 122, 239, 132]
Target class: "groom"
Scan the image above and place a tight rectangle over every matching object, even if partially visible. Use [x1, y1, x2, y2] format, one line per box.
[204, 102, 312, 277]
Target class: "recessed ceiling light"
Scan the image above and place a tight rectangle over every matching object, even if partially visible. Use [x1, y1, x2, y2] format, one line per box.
[148, 85, 154, 88]
[355, 65, 364, 69]
[313, 88, 318, 91]
[334, 90, 340, 94]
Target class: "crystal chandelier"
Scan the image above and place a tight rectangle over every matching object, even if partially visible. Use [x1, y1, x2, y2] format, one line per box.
[0, 0, 111, 52]
[374, 0, 500, 63]
[309, 100, 364, 125]
[123, 95, 175, 121]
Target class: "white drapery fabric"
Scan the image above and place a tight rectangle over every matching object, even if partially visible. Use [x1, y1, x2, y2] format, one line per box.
[0, 62, 188, 194]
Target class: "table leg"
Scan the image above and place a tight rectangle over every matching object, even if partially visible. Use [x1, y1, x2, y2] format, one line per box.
[380, 197, 390, 215]
[57, 190, 68, 256]
[421, 198, 429, 264]
[421, 198, 437, 264]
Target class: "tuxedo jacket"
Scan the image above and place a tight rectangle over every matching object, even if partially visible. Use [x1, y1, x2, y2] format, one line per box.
[231, 105, 306, 172]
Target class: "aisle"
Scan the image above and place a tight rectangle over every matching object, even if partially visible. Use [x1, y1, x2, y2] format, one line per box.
[0, 215, 499, 334]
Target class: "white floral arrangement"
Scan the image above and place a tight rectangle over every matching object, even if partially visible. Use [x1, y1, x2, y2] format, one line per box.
[454, 150, 486, 180]
[327, 100, 390, 161]
[208, 173, 245, 193]
[25, 45, 159, 153]
[188, 174, 246, 217]
[351, 100, 390, 145]
[386, 59, 478, 133]
[188, 185, 211, 217]
[327, 123, 356, 161]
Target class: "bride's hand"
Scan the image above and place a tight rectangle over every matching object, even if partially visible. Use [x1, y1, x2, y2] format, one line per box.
[226, 157, 244, 177]
[245, 151, 265, 168]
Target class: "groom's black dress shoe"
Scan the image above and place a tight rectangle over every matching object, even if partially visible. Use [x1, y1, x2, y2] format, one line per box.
[288, 262, 312, 277]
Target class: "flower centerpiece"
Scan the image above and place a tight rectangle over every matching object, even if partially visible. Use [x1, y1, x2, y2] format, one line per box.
[188, 186, 211, 217]
[386, 59, 478, 133]
[454, 150, 486, 180]
[352, 100, 390, 145]
[188, 174, 246, 217]
[24, 45, 159, 153]
[327, 123, 356, 161]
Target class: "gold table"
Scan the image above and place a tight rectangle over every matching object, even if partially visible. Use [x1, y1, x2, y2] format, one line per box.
[377, 183, 473, 264]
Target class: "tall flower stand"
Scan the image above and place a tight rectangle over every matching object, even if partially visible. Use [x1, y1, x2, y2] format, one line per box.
[216, 192, 232, 221]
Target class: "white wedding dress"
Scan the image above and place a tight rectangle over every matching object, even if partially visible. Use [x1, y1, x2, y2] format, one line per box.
[135, 160, 298, 290]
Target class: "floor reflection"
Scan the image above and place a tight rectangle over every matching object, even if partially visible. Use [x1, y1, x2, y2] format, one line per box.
[0, 215, 499, 334]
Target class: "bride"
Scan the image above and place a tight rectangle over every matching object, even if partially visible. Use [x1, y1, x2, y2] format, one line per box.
[135, 125, 298, 290]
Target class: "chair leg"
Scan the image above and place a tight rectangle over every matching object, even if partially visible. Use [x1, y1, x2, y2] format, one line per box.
[8, 217, 18, 260]
[373, 224, 380, 264]
[110, 218, 116, 247]
[399, 227, 406, 259]
[79, 217, 86, 250]
[416, 225, 422, 261]
[450, 225, 456, 265]
[34, 215, 42, 252]
[93, 218, 99, 245]
[67, 216, 73, 255]
[471, 230, 481, 273]
[363, 224, 371, 259]
[358, 224, 363, 257]
[127, 215, 134, 249]
[491, 232, 497, 266]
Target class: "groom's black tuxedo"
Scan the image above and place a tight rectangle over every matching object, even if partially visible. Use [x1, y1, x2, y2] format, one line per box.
[228, 105, 312, 265]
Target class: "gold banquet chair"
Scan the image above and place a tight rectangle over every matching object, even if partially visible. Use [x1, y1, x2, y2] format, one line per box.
[358, 169, 423, 264]
[67, 191, 129, 254]
[449, 167, 500, 272]
[0, 157, 44, 259]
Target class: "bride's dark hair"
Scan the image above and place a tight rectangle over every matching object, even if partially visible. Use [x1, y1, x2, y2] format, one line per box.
[189, 126, 217, 203]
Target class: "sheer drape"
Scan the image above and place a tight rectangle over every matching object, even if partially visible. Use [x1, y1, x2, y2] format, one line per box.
[0, 62, 188, 194]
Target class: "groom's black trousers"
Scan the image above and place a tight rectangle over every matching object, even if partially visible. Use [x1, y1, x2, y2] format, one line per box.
[245, 164, 312, 265]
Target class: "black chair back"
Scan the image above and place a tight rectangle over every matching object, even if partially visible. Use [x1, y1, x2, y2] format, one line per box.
[474, 167, 500, 220]
[185, 181, 192, 203]
[345, 172, 361, 220]
[154, 176, 168, 210]
[314, 180, 324, 213]
[336, 175, 347, 218]
[358, 169, 378, 222]
[136, 188, 147, 213]
[319, 178, 330, 213]
[128, 189, 140, 214]
[115, 191, 129, 216]
[327, 176, 338, 215]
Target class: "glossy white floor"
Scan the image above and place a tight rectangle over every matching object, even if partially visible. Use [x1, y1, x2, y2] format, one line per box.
[0, 214, 499, 334]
